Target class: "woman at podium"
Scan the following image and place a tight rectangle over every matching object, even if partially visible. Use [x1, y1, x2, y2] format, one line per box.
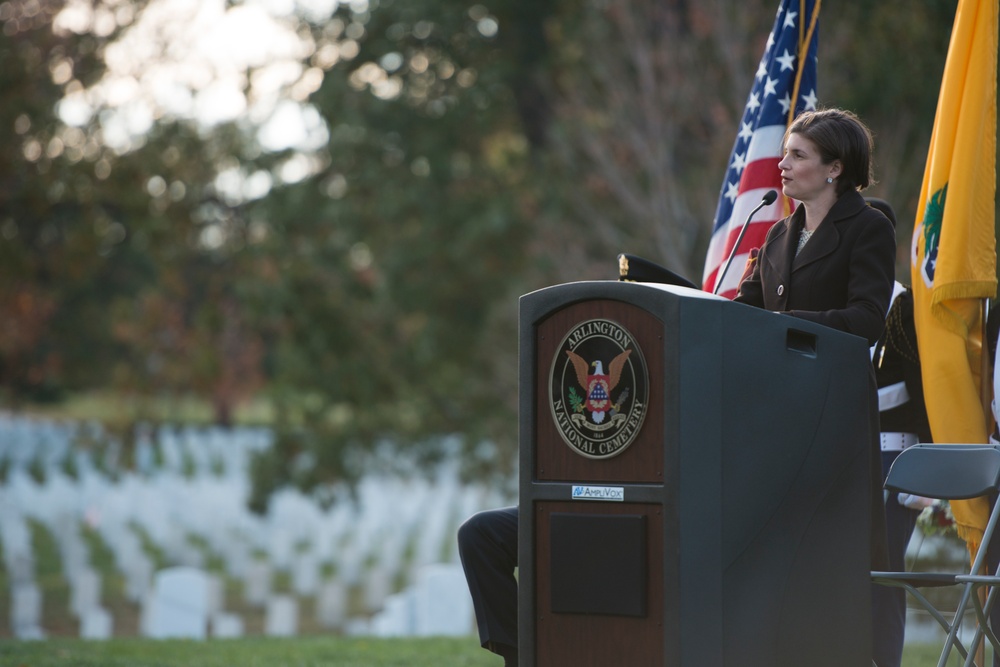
[733, 109, 897, 664]
[733, 108, 896, 349]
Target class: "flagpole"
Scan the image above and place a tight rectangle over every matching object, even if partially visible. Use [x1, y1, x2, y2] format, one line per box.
[983, 298, 993, 439]
[786, 0, 821, 126]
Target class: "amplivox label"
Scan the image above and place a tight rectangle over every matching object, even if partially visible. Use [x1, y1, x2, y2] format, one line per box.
[571, 485, 625, 501]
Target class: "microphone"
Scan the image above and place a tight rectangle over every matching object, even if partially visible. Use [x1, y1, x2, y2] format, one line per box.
[713, 189, 778, 295]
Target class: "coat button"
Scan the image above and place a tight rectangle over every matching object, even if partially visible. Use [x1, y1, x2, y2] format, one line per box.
[776, 284, 784, 296]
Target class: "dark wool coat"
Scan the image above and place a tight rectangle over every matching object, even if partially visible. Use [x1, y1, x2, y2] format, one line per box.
[734, 189, 896, 346]
[735, 189, 897, 570]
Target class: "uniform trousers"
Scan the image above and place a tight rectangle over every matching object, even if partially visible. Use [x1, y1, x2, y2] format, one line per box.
[871, 450, 919, 667]
[457, 506, 520, 651]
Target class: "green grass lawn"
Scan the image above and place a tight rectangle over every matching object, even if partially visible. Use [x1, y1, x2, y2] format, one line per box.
[904, 642, 994, 667]
[0, 638, 988, 667]
[0, 636, 502, 667]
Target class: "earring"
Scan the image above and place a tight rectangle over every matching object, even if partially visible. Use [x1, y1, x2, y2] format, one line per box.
[826, 177, 834, 183]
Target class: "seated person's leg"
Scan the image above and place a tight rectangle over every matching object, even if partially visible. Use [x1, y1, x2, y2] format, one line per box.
[458, 506, 520, 660]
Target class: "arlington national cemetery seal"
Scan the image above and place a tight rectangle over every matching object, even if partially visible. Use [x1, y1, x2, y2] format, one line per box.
[549, 318, 649, 459]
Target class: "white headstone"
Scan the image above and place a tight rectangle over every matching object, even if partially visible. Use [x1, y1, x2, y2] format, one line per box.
[264, 595, 298, 637]
[13, 623, 46, 640]
[10, 582, 42, 632]
[144, 566, 210, 639]
[291, 551, 320, 596]
[124, 555, 154, 603]
[79, 606, 114, 639]
[134, 425, 156, 475]
[364, 565, 394, 613]
[315, 579, 348, 629]
[5, 549, 34, 586]
[336, 543, 363, 585]
[211, 612, 245, 638]
[243, 560, 272, 607]
[70, 568, 102, 618]
[206, 574, 225, 615]
[59, 532, 91, 581]
[343, 617, 371, 636]
[370, 591, 415, 637]
[221, 542, 250, 578]
[412, 563, 475, 637]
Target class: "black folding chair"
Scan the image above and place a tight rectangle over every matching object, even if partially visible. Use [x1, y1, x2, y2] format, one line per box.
[871, 443, 1000, 667]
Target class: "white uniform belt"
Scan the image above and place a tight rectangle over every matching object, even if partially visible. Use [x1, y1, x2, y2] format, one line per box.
[880, 432, 919, 452]
[878, 381, 910, 412]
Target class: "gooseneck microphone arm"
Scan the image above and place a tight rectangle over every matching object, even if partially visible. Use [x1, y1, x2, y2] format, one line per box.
[712, 189, 778, 296]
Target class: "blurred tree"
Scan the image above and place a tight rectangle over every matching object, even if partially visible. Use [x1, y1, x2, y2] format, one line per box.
[819, 0, 961, 274]
[0, 1, 267, 425]
[0, 0, 150, 403]
[101, 124, 268, 427]
[0, 0, 974, 510]
[241, 0, 541, 499]
[538, 0, 780, 284]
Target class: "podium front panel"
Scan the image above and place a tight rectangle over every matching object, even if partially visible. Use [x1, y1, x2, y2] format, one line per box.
[533, 299, 665, 483]
[534, 500, 664, 666]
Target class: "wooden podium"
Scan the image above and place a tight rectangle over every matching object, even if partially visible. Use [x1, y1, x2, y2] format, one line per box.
[517, 280, 872, 666]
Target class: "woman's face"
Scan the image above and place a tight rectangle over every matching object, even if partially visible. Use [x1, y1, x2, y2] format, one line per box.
[777, 132, 839, 203]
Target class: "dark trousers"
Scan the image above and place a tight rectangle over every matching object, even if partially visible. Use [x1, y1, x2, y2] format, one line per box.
[457, 506, 520, 650]
[872, 451, 919, 667]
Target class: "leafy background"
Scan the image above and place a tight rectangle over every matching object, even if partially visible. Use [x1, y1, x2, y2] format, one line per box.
[0, 0, 987, 507]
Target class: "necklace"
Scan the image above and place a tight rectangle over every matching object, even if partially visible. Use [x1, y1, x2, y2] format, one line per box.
[796, 228, 815, 255]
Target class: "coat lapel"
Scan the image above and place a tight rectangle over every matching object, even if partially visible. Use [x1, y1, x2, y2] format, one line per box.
[766, 210, 799, 290]
[791, 191, 867, 272]
[792, 217, 838, 271]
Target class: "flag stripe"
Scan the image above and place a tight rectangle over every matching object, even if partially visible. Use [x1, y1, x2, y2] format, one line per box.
[707, 223, 782, 299]
[745, 126, 787, 163]
[741, 158, 783, 192]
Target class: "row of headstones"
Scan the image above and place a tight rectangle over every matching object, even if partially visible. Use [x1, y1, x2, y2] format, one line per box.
[0, 413, 81, 470]
[5, 491, 483, 639]
[3, 508, 45, 639]
[7, 564, 294, 640]
[7, 459, 486, 564]
[0, 418, 484, 567]
[0, 413, 272, 481]
[142, 562, 474, 639]
[2, 445, 506, 639]
[1, 506, 117, 640]
[0, 411, 505, 615]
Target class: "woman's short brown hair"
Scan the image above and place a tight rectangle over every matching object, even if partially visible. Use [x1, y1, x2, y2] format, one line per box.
[784, 108, 875, 196]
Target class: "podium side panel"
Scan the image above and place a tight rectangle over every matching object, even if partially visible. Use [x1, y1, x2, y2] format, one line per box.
[715, 306, 871, 667]
[674, 298, 725, 665]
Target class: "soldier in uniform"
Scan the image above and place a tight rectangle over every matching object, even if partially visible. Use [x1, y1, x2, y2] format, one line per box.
[867, 198, 933, 667]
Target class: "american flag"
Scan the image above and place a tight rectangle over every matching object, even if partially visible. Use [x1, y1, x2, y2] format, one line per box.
[702, 0, 820, 298]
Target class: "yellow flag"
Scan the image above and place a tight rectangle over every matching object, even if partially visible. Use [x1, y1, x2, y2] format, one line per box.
[910, 0, 998, 556]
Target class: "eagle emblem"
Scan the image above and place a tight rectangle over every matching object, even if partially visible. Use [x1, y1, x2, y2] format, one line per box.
[565, 350, 632, 424]
[549, 318, 648, 459]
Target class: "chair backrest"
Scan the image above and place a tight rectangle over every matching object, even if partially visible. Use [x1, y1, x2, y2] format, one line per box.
[884, 444, 1000, 500]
